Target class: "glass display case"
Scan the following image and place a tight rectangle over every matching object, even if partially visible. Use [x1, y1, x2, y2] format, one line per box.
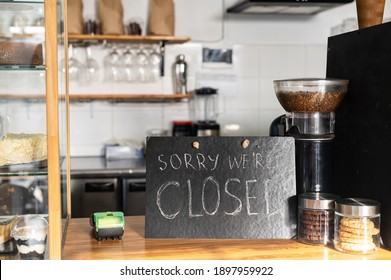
[0, 0, 69, 260]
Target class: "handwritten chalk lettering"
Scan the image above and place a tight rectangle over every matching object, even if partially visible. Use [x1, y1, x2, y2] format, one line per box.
[254, 152, 264, 169]
[245, 180, 258, 215]
[187, 179, 202, 218]
[228, 153, 264, 170]
[201, 176, 220, 215]
[157, 153, 220, 171]
[156, 181, 181, 219]
[224, 178, 242, 215]
[156, 177, 259, 219]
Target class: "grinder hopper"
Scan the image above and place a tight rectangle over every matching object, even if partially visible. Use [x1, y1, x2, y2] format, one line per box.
[271, 78, 348, 194]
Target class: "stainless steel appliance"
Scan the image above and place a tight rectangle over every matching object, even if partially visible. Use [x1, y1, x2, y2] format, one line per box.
[71, 177, 121, 218]
[226, 0, 354, 15]
[70, 157, 146, 218]
[122, 178, 146, 216]
[270, 78, 348, 195]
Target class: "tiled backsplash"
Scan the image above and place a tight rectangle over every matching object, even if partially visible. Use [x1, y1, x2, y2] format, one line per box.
[0, 42, 327, 156]
[7, 0, 383, 156]
[66, 43, 327, 156]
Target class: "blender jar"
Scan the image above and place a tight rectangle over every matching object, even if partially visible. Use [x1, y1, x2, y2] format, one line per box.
[194, 87, 218, 122]
[194, 87, 220, 136]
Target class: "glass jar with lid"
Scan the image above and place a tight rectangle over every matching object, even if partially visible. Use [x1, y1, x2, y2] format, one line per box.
[298, 192, 340, 245]
[334, 198, 380, 254]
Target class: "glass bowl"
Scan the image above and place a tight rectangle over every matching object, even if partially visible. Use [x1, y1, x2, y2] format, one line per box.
[274, 78, 349, 113]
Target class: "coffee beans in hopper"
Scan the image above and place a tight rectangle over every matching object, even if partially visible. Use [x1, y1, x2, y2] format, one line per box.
[276, 90, 346, 112]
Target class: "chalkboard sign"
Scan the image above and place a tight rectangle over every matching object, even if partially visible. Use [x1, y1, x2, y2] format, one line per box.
[145, 136, 296, 239]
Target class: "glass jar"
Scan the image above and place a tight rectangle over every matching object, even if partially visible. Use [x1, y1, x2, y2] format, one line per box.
[334, 198, 380, 254]
[298, 192, 340, 245]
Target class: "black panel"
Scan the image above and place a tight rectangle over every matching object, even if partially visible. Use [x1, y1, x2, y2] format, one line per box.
[326, 22, 391, 249]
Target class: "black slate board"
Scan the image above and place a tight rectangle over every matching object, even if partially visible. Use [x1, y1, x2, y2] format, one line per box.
[145, 136, 296, 239]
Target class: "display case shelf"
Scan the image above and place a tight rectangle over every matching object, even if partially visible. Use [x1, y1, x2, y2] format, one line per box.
[0, 65, 45, 71]
[0, 0, 43, 4]
[0, 164, 47, 177]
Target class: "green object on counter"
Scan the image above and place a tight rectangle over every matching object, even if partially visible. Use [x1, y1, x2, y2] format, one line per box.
[90, 211, 125, 240]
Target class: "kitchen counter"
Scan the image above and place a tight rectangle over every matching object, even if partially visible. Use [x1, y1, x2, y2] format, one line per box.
[62, 216, 391, 260]
[70, 156, 146, 178]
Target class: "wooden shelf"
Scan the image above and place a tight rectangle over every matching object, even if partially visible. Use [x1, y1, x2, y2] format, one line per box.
[0, 94, 45, 100]
[0, 94, 192, 103]
[69, 94, 193, 103]
[68, 34, 191, 44]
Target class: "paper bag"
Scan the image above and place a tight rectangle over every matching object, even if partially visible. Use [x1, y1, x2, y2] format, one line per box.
[67, 0, 84, 34]
[148, 0, 175, 36]
[98, 0, 125, 35]
[356, 0, 385, 29]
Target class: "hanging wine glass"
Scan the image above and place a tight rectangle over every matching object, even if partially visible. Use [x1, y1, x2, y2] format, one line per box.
[121, 45, 136, 82]
[148, 44, 161, 82]
[103, 45, 121, 82]
[69, 44, 82, 82]
[79, 46, 100, 85]
[60, 44, 81, 82]
[135, 44, 150, 83]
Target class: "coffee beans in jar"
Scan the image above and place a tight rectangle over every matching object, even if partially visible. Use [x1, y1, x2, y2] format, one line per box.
[334, 198, 380, 254]
[298, 192, 340, 245]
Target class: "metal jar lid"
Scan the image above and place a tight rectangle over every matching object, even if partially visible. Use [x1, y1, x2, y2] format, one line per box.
[298, 192, 340, 210]
[335, 198, 380, 217]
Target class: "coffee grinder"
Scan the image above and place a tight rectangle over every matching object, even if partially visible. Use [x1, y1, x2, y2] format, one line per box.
[270, 78, 348, 195]
[193, 87, 220, 136]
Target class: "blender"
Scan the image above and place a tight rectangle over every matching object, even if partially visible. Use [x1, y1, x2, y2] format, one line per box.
[193, 87, 220, 136]
[270, 78, 348, 195]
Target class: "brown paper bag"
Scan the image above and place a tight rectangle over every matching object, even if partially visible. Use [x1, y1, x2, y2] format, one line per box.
[99, 0, 125, 35]
[148, 0, 175, 36]
[67, 0, 84, 34]
[356, 0, 385, 29]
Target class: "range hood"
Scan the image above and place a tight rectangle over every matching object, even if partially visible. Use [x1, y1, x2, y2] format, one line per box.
[227, 0, 354, 15]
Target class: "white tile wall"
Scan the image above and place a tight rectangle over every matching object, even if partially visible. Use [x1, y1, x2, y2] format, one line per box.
[7, 0, 390, 156]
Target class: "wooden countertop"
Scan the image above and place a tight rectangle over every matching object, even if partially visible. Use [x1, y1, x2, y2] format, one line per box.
[62, 216, 391, 260]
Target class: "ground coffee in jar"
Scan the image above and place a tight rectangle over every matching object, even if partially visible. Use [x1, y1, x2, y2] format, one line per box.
[334, 198, 380, 254]
[298, 192, 340, 245]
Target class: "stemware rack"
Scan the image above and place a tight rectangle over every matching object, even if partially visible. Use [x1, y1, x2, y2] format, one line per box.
[68, 34, 191, 77]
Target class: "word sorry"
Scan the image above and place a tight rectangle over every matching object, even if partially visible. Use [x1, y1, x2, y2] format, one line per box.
[157, 153, 264, 171]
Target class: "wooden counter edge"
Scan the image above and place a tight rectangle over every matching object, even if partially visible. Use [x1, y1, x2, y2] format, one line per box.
[62, 216, 391, 260]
